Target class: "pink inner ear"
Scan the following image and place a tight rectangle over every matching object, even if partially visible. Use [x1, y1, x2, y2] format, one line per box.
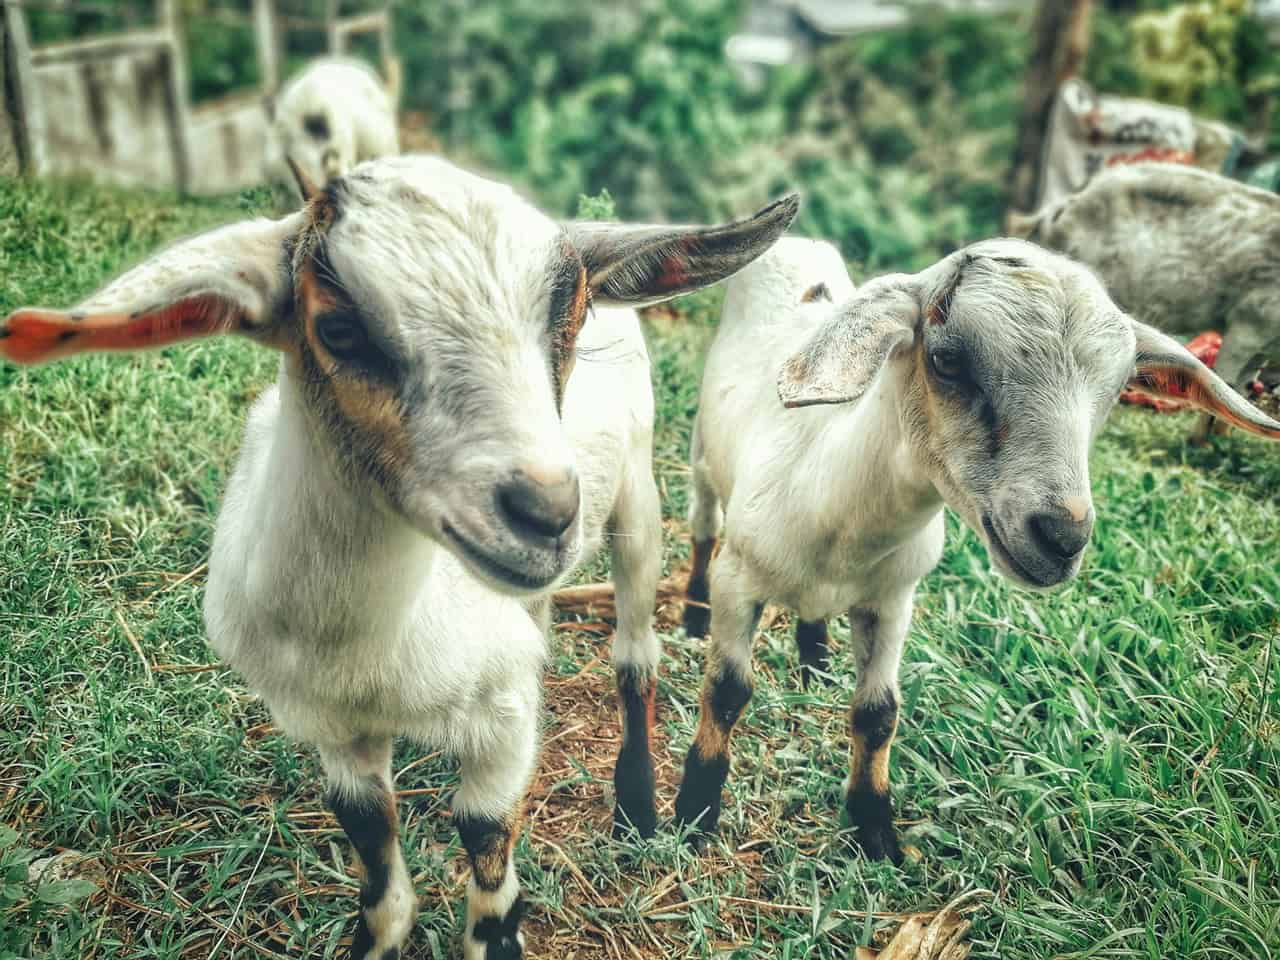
[654, 250, 690, 291]
[1, 294, 231, 365]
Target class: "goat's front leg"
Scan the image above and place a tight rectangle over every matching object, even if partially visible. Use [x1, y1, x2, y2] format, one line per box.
[608, 466, 663, 838]
[321, 738, 417, 960]
[455, 689, 538, 960]
[844, 590, 913, 864]
[674, 545, 761, 841]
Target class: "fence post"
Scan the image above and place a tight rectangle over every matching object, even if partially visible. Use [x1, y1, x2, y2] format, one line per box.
[157, 0, 192, 194]
[326, 0, 343, 54]
[253, 0, 281, 92]
[1, 0, 40, 175]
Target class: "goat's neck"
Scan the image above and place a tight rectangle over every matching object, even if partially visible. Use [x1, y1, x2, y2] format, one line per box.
[257, 369, 440, 625]
[808, 369, 943, 544]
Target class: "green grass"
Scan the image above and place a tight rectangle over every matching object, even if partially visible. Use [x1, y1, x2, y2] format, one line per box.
[2, 178, 1279, 960]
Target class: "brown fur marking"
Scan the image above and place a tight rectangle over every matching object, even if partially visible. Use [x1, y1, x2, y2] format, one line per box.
[296, 264, 412, 478]
[801, 282, 832, 304]
[691, 681, 730, 760]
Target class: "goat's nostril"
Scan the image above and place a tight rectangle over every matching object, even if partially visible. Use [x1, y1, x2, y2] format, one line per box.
[497, 468, 580, 541]
[1028, 511, 1093, 560]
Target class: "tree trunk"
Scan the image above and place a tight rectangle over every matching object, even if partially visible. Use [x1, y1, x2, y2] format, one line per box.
[1007, 0, 1092, 217]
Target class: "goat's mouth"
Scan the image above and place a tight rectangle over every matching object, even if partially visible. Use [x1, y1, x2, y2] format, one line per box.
[442, 521, 561, 594]
[980, 513, 1063, 591]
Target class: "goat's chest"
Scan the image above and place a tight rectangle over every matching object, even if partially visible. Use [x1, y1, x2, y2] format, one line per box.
[732, 507, 944, 622]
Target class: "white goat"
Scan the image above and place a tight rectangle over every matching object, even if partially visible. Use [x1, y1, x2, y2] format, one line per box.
[264, 57, 401, 210]
[674, 236, 1280, 864]
[0, 155, 798, 960]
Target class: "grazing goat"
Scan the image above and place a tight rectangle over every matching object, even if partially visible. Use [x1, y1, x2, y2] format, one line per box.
[265, 57, 401, 210]
[1014, 163, 1280, 438]
[0, 155, 798, 959]
[674, 236, 1280, 864]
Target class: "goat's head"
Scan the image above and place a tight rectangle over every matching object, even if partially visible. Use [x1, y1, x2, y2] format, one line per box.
[777, 237, 1280, 591]
[1, 154, 799, 595]
[279, 105, 355, 195]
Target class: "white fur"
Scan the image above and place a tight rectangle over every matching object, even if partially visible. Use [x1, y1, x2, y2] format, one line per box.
[690, 239, 945, 622]
[2, 154, 796, 957]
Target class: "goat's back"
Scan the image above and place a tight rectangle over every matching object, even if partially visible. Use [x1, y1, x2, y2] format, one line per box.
[1029, 163, 1280, 334]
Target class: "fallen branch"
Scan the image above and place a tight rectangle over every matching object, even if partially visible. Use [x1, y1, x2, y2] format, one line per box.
[552, 575, 689, 626]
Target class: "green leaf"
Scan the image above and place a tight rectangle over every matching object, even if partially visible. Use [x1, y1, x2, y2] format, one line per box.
[34, 878, 98, 905]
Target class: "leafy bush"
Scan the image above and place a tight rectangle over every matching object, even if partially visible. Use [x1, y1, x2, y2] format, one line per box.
[0, 827, 96, 958]
[394, 0, 1028, 270]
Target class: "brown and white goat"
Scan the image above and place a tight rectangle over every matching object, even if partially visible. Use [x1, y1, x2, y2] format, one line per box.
[674, 236, 1280, 864]
[0, 155, 799, 959]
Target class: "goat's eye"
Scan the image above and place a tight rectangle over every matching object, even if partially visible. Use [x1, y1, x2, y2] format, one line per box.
[929, 348, 967, 383]
[315, 312, 367, 359]
[302, 112, 331, 140]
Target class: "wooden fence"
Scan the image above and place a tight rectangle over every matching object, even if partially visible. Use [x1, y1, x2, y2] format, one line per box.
[0, 0, 396, 194]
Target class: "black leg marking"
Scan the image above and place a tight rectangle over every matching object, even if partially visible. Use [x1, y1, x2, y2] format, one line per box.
[472, 893, 526, 960]
[674, 667, 754, 838]
[349, 921, 376, 960]
[455, 813, 515, 892]
[683, 537, 715, 638]
[613, 665, 658, 839]
[327, 784, 398, 958]
[845, 783, 901, 864]
[845, 696, 902, 865]
[795, 619, 830, 687]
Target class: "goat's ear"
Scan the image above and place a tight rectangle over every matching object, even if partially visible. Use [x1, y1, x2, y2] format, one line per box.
[777, 278, 918, 408]
[0, 216, 300, 366]
[1128, 319, 1280, 439]
[564, 193, 800, 307]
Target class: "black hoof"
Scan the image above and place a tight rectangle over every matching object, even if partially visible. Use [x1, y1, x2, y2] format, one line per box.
[845, 787, 902, 865]
[853, 821, 903, 865]
[612, 800, 658, 840]
[671, 815, 713, 851]
[349, 918, 376, 960]
[472, 895, 526, 960]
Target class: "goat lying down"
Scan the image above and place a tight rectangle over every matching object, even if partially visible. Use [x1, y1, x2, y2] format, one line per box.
[1014, 163, 1280, 438]
[265, 57, 401, 210]
[676, 237, 1280, 863]
[0, 156, 799, 960]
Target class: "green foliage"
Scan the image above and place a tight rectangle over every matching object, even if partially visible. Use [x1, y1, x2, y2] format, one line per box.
[1088, 0, 1280, 150]
[574, 188, 617, 222]
[394, 1, 1028, 271]
[0, 827, 96, 958]
[3, 158, 1280, 960]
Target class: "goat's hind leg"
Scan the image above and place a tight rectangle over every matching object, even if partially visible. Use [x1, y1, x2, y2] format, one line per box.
[795, 618, 831, 687]
[684, 413, 721, 639]
[609, 464, 663, 838]
[455, 690, 538, 960]
[321, 738, 417, 960]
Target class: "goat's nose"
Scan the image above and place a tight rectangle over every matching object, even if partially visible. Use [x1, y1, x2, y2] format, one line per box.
[497, 465, 580, 540]
[1028, 502, 1094, 560]
[321, 148, 342, 179]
